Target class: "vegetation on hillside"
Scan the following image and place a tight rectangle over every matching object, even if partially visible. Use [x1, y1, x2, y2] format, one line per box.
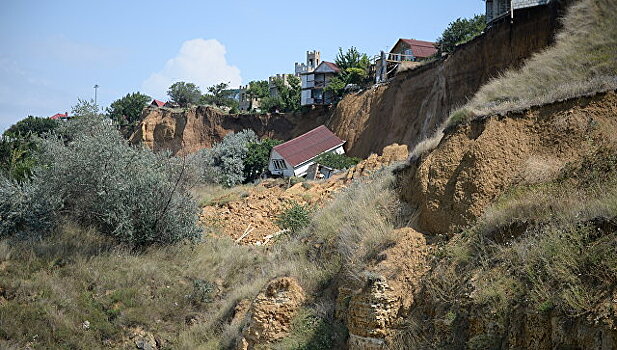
[436, 14, 486, 54]
[106, 92, 151, 126]
[167, 81, 202, 107]
[260, 75, 301, 113]
[395, 146, 617, 349]
[451, 0, 617, 123]
[1, 116, 201, 246]
[315, 152, 361, 170]
[0, 161, 398, 348]
[325, 47, 371, 99]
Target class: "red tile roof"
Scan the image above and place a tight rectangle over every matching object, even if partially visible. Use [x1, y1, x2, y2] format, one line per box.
[151, 99, 166, 107]
[394, 39, 438, 58]
[50, 112, 68, 120]
[273, 125, 345, 167]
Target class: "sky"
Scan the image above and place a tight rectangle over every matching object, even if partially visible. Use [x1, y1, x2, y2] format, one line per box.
[0, 0, 485, 131]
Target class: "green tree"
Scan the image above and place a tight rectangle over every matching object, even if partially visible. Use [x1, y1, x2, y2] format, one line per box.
[201, 82, 239, 111]
[436, 14, 486, 54]
[260, 76, 301, 113]
[326, 47, 371, 99]
[246, 80, 269, 100]
[106, 92, 151, 125]
[168, 82, 202, 107]
[1, 116, 59, 181]
[4, 116, 59, 138]
[334, 46, 370, 72]
[243, 138, 283, 182]
[0, 136, 38, 181]
[71, 98, 101, 118]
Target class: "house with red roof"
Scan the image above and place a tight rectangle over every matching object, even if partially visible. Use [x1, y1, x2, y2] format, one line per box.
[50, 112, 69, 120]
[151, 99, 166, 108]
[389, 39, 437, 62]
[268, 125, 346, 177]
[300, 61, 341, 106]
[376, 38, 437, 83]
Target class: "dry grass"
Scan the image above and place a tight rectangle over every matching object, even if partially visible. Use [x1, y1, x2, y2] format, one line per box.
[450, 0, 617, 124]
[408, 122, 446, 160]
[0, 168, 403, 348]
[396, 148, 617, 348]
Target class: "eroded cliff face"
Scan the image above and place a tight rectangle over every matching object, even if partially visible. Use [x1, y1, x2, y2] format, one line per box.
[398, 91, 617, 234]
[328, 3, 568, 158]
[131, 4, 567, 158]
[129, 105, 329, 156]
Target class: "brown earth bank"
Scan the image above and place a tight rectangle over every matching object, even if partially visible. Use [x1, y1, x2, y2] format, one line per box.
[328, 1, 572, 158]
[129, 105, 331, 156]
[131, 2, 570, 158]
[397, 90, 617, 234]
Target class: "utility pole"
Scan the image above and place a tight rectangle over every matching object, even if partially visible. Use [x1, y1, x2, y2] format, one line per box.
[93, 84, 100, 105]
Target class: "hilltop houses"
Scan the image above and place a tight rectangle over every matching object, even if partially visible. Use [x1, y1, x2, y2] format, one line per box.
[151, 99, 166, 107]
[375, 39, 437, 83]
[300, 61, 341, 106]
[486, 0, 551, 23]
[268, 125, 345, 178]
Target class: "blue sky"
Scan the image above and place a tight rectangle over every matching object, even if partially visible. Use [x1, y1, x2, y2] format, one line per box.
[0, 0, 484, 131]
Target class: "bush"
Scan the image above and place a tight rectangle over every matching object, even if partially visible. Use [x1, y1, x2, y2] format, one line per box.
[3, 116, 202, 246]
[314, 152, 361, 170]
[194, 130, 257, 187]
[276, 201, 312, 233]
[0, 176, 60, 239]
[243, 138, 283, 182]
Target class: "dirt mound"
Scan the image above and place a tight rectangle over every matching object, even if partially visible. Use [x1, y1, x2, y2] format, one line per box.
[237, 277, 305, 349]
[201, 144, 409, 245]
[345, 143, 408, 180]
[398, 91, 617, 234]
[202, 176, 346, 245]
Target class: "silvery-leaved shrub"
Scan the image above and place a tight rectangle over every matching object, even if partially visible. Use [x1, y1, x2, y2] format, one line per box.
[0, 175, 61, 239]
[27, 116, 202, 246]
[193, 130, 257, 187]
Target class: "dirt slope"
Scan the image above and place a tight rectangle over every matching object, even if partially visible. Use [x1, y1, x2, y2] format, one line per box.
[328, 2, 570, 158]
[397, 90, 617, 234]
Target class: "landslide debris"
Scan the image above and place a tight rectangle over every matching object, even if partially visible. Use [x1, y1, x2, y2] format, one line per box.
[201, 144, 408, 245]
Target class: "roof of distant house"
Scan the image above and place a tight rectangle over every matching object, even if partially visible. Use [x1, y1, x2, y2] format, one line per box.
[50, 112, 68, 120]
[273, 125, 345, 167]
[310, 61, 340, 74]
[392, 39, 438, 58]
[151, 99, 166, 107]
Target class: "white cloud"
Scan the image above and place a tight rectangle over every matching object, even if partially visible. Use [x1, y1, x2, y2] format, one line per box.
[141, 39, 242, 99]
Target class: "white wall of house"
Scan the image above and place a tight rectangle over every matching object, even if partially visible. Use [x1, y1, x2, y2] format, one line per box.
[268, 149, 296, 177]
[268, 145, 345, 178]
[301, 73, 315, 106]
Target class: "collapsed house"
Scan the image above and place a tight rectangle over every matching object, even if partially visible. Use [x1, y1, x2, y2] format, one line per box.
[268, 125, 345, 178]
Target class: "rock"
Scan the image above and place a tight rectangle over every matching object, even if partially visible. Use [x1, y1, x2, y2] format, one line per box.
[238, 277, 306, 349]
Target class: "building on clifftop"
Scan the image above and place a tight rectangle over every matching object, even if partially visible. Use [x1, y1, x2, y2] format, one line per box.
[486, 0, 551, 24]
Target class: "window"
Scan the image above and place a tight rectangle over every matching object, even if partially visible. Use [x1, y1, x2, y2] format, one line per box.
[272, 159, 286, 170]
